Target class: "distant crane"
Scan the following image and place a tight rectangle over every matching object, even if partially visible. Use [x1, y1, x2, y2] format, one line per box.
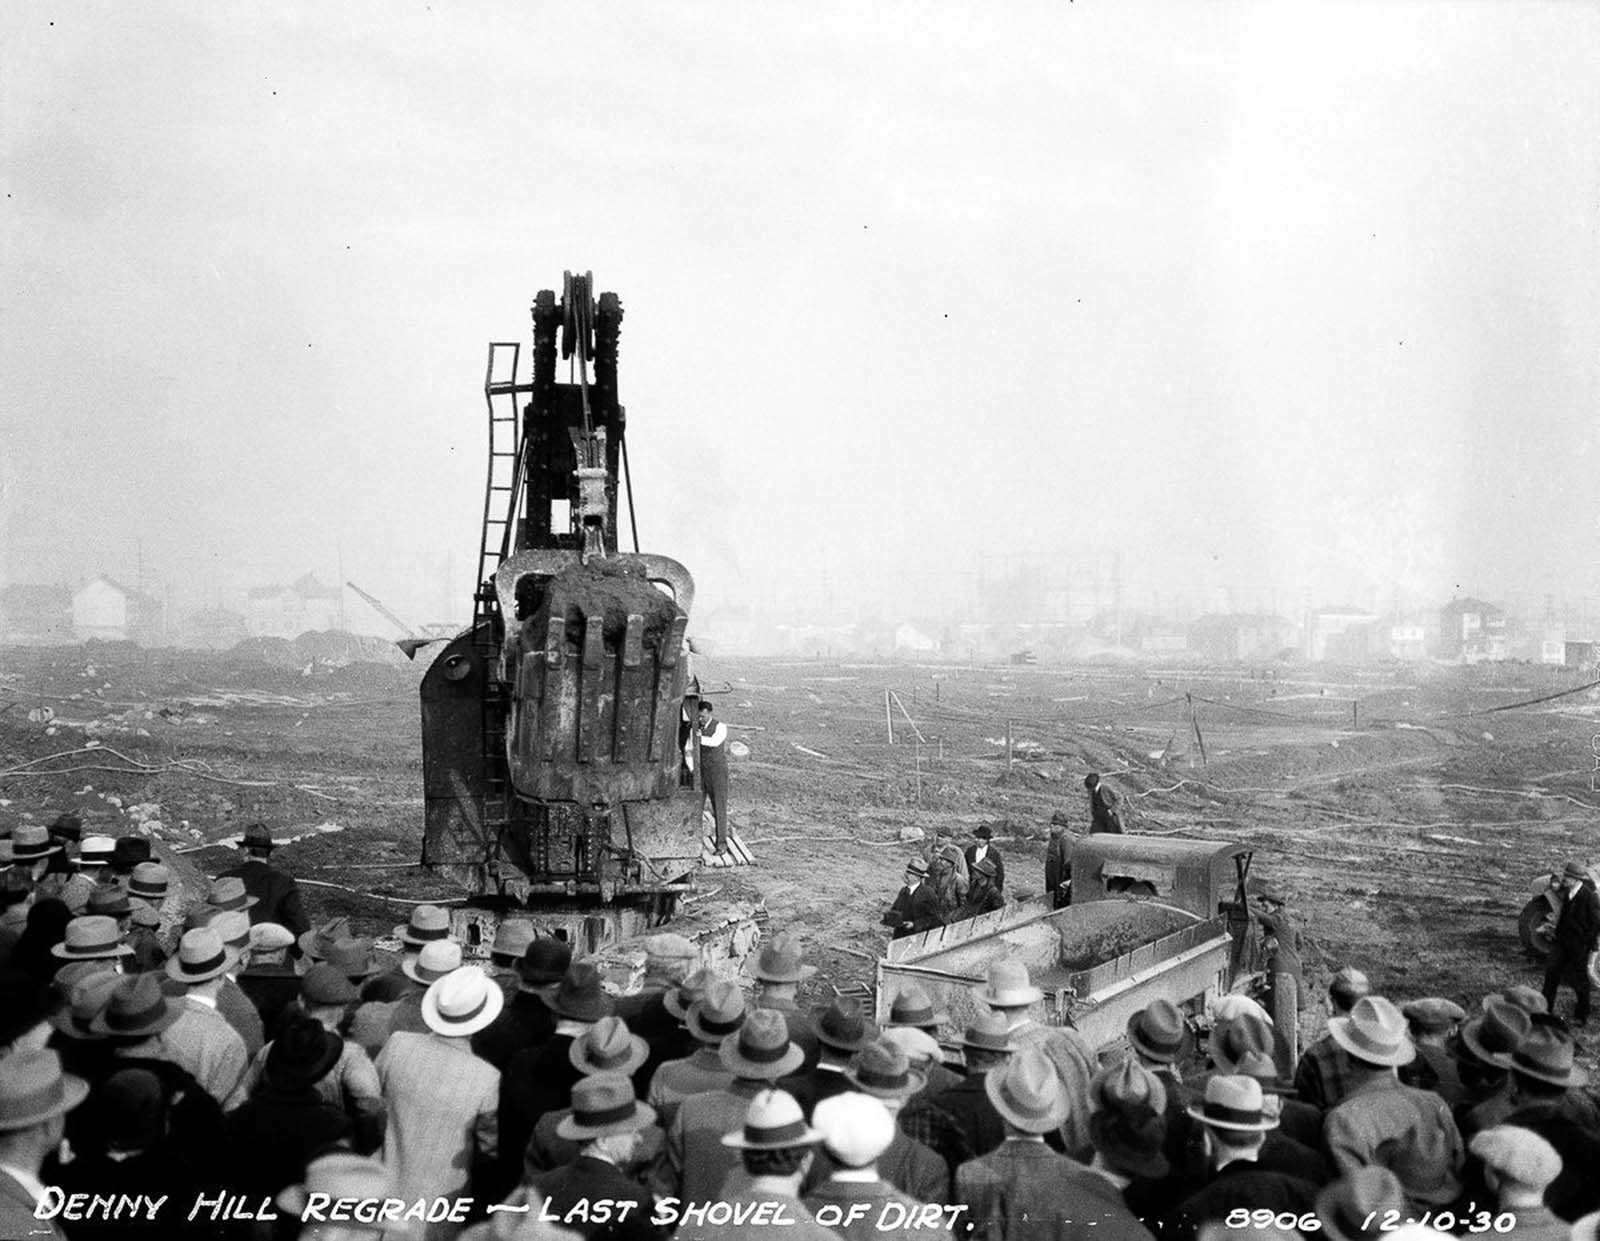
[345, 581, 448, 660]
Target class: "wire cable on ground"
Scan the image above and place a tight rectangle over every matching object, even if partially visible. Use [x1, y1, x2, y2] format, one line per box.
[1448, 676, 1600, 717]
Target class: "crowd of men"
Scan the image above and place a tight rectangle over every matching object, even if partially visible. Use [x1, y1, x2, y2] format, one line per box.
[2, 810, 1599, 1241]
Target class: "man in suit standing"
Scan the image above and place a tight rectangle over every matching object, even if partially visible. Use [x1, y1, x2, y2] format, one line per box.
[0, 1049, 90, 1241]
[1084, 773, 1127, 835]
[530, 1075, 663, 1241]
[963, 827, 1005, 893]
[217, 823, 310, 937]
[1541, 859, 1600, 1027]
[883, 861, 942, 939]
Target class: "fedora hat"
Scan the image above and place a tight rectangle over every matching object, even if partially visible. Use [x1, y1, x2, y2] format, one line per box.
[298, 916, 354, 961]
[47, 813, 82, 843]
[1563, 859, 1591, 883]
[973, 959, 1043, 1009]
[79, 836, 116, 868]
[211, 910, 252, 952]
[240, 823, 276, 852]
[110, 837, 151, 870]
[1456, 998, 1530, 1069]
[664, 967, 716, 1023]
[686, 981, 747, 1045]
[301, 963, 359, 1007]
[402, 940, 463, 985]
[127, 862, 170, 901]
[87, 886, 131, 919]
[164, 928, 240, 985]
[1088, 1060, 1170, 1179]
[517, 936, 573, 991]
[206, 876, 258, 913]
[812, 997, 878, 1053]
[986, 1050, 1070, 1134]
[90, 974, 183, 1040]
[11, 825, 60, 862]
[1508, 1027, 1589, 1088]
[844, 1038, 927, 1100]
[325, 938, 379, 981]
[1127, 999, 1190, 1064]
[887, 985, 947, 1032]
[1316, 1166, 1408, 1241]
[51, 915, 134, 961]
[555, 1073, 657, 1141]
[421, 966, 504, 1038]
[753, 934, 806, 984]
[960, 1012, 1016, 1055]
[50, 969, 121, 1040]
[546, 962, 613, 1024]
[489, 919, 537, 964]
[265, 1017, 344, 1090]
[1327, 996, 1415, 1068]
[720, 1087, 821, 1151]
[1208, 1011, 1274, 1073]
[1231, 1049, 1295, 1096]
[972, 825, 994, 840]
[1402, 997, 1466, 1037]
[183, 907, 223, 934]
[814, 1092, 896, 1168]
[0, 1049, 89, 1131]
[392, 904, 453, 948]
[569, 1016, 649, 1077]
[904, 859, 928, 879]
[1482, 985, 1547, 1017]
[720, 1009, 804, 1080]
[1187, 1073, 1278, 1132]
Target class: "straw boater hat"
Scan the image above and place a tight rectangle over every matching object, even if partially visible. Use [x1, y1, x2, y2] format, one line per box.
[79, 836, 116, 868]
[298, 916, 354, 962]
[546, 962, 613, 1024]
[985, 1050, 1071, 1134]
[814, 1092, 896, 1168]
[1088, 1059, 1170, 1180]
[421, 966, 504, 1038]
[686, 981, 747, 1045]
[51, 915, 135, 962]
[569, 1017, 650, 1077]
[1327, 995, 1416, 1068]
[128, 862, 170, 902]
[1455, 998, 1530, 1069]
[402, 940, 464, 986]
[844, 1038, 927, 1101]
[886, 985, 948, 1032]
[1127, 999, 1191, 1064]
[973, 960, 1043, 1009]
[392, 904, 453, 949]
[0, 1049, 89, 1132]
[1186, 1074, 1279, 1132]
[206, 876, 258, 914]
[812, 997, 879, 1055]
[719, 1088, 822, 1151]
[720, 1009, 804, 1080]
[1316, 1167, 1408, 1241]
[664, 967, 717, 1023]
[11, 825, 61, 863]
[164, 927, 241, 985]
[554, 1074, 657, 1142]
[90, 974, 184, 1040]
[1508, 1028, 1589, 1088]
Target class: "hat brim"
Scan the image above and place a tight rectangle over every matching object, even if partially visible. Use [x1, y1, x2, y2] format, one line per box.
[985, 1073, 1070, 1134]
[842, 1064, 928, 1100]
[88, 1002, 183, 1041]
[555, 1099, 657, 1141]
[754, 966, 806, 985]
[421, 983, 505, 1037]
[719, 1035, 805, 1080]
[1454, 1023, 1515, 1070]
[51, 942, 135, 961]
[1327, 1017, 1416, 1068]
[402, 960, 459, 986]
[686, 1010, 745, 1044]
[887, 1011, 949, 1032]
[1511, 1060, 1590, 1089]
[974, 983, 1044, 1009]
[720, 1119, 823, 1150]
[1127, 1023, 1189, 1065]
[0, 1074, 90, 1131]
[164, 944, 242, 985]
[1185, 1103, 1279, 1132]
[570, 1036, 649, 1078]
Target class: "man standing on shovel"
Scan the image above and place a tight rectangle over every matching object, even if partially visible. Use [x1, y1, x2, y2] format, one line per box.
[687, 699, 731, 856]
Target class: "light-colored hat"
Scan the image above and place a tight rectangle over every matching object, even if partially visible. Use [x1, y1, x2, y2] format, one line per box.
[904, 859, 928, 879]
[1209, 1011, 1275, 1074]
[1469, 1125, 1561, 1191]
[686, 981, 746, 1045]
[79, 836, 116, 867]
[720, 1009, 804, 1080]
[127, 862, 170, 900]
[960, 1012, 1016, 1054]
[0, 1049, 89, 1131]
[210, 910, 252, 951]
[1482, 985, 1548, 1017]
[985, 1050, 1070, 1134]
[753, 933, 806, 984]
[844, 1038, 928, 1101]
[569, 1017, 649, 1077]
[164, 928, 241, 984]
[887, 985, 947, 1031]
[1186, 1074, 1278, 1132]
[814, 1092, 895, 1167]
[1327, 996, 1416, 1068]
[1563, 859, 1590, 883]
[554, 1073, 657, 1141]
[402, 940, 464, 985]
[1401, 997, 1466, 1036]
[1328, 966, 1371, 1006]
[206, 876, 258, 913]
[392, 904, 453, 948]
[489, 919, 537, 962]
[249, 922, 296, 953]
[421, 966, 504, 1037]
[664, 967, 717, 1023]
[298, 916, 354, 961]
[719, 1088, 821, 1151]
[51, 915, 134, 961]
[973, 959, 1043, 1009]
[49, 966, 122, 1040]
[277, 1153, 417, 1237]
[881, 1025, 944, 1066]
[128, 904, 160, 930]
[1508, 1027, 1588, 1088]
[11, 825, 61, 862]
[1317, 1167, 1408, 1241]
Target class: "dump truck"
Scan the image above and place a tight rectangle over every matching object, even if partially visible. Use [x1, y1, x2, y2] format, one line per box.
[414, 274, 759, 980]
[875, 836, 1260, 1051]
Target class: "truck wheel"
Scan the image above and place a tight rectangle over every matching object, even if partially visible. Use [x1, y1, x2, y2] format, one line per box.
[1518, 896, 1554, 959]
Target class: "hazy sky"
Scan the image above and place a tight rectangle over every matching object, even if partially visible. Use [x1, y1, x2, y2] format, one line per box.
[3, 2, 1597, 629]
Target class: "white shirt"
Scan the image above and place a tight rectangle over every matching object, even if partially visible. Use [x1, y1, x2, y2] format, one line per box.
[699, 721, 727, 749]
[972, 843, 989, 865]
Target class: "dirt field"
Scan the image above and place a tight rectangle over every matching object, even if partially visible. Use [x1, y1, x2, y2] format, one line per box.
[4, 643, 1598, 1069]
